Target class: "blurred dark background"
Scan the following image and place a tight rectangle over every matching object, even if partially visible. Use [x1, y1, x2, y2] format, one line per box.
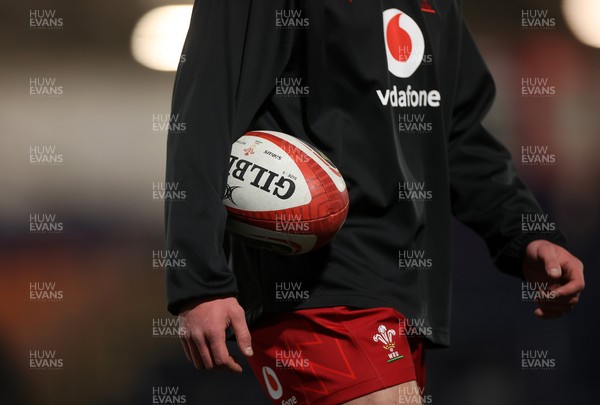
[1, 0, 598, 404]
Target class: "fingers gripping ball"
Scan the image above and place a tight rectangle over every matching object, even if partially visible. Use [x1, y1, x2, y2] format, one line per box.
[224, 130, 349, 255]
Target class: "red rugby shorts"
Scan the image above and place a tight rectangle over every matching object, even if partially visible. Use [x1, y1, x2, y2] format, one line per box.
[246, 306, 426, 405]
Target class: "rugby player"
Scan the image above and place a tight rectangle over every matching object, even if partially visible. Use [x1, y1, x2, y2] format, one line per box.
[165, 1, 585, 403]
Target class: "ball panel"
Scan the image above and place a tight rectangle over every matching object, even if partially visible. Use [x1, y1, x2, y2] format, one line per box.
[227, 207, 349, 253]
[224, 130, 350, 255]
[225, 135, 312, 212]
[226, 219, 318, 255]
[246, 131, 347, 219]
[256, 130, 347, 193]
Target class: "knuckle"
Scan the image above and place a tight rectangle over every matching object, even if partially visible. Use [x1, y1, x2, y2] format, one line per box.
[206, 336, 225, 350]
[236, 329, 251, 340]
[213, 356, 226, 367]
[204, 334, 217, 346]
[205, 327, 223, 340]
[231, 305, 245, 318]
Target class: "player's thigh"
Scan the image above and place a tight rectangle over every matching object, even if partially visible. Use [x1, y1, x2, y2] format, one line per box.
[342, 380, 422, 405]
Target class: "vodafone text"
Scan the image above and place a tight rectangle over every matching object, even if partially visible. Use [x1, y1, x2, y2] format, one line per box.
[377, 85, 441, 107]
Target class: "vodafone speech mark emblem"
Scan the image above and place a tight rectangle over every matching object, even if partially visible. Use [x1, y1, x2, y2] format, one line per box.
[383, 9, 425, 78]
[262, 366, 283, 400]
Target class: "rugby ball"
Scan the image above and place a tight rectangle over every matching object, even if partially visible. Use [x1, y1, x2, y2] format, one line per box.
[224, 130, 349, 255]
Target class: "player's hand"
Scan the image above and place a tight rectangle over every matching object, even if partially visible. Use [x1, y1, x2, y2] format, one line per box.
[178, 297, 253, 373]
[522, 240, 584, 319]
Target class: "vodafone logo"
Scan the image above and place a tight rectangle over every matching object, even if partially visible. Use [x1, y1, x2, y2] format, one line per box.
[383, 9, 425, 78]
[262, 366, 283, 400]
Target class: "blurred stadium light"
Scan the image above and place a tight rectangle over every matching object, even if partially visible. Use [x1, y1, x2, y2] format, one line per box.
[562, 0, 600, 48]
[131, 5, 193, 71]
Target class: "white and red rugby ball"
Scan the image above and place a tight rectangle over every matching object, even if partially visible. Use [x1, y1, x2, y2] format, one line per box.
[223, 130, 349, 255]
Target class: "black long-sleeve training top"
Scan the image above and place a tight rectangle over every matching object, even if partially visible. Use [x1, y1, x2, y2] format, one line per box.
[164, 0, 566, 346]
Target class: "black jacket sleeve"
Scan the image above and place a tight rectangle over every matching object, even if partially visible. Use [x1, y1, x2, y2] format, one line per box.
[164, 0, 295, 314]
[447, 22, 567, 278]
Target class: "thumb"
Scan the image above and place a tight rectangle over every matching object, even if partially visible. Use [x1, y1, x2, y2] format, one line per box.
[538, 242, 561, 279]
[230, 307, 253, 357]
